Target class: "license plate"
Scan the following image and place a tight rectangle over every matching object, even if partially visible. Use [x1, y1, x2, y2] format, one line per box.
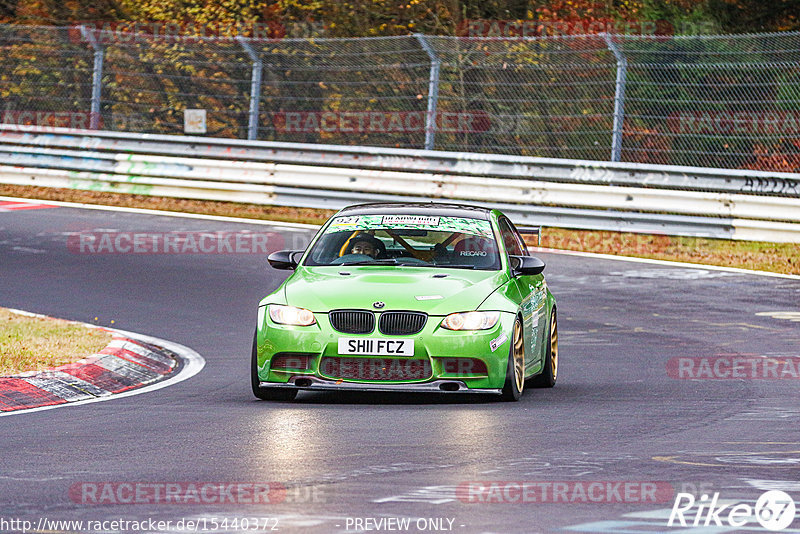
[337, 338, 414, 356]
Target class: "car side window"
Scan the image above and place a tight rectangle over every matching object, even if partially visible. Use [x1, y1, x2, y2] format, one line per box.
[507, 220, 529, 255]
[498, 218, 524, 257]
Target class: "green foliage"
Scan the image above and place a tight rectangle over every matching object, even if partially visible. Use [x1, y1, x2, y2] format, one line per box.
[706, 0, 800, 33]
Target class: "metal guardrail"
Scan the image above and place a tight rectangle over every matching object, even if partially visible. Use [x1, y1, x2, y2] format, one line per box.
[1, 124, 800, 243]
[3, 126, 799, 197]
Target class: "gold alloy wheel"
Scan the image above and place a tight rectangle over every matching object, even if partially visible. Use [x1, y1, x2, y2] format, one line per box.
[550, 312, 558, 381]
[513, 319, 525, 392]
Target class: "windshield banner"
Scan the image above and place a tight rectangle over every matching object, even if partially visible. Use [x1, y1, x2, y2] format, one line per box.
[327, 215, 493, 238]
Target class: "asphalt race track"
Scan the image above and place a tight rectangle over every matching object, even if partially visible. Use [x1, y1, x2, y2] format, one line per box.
[1, 202, 800, 534]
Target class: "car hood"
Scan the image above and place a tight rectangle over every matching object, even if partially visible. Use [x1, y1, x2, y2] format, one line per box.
[283, 266, 508, 315]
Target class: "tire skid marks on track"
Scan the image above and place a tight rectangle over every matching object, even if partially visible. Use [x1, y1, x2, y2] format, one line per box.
[727, 406, 800, 421]
[654, 448, 800, 469]
[563, 314, 794, 351]
[374, 455, 638, 504]
[746, 478, 800, 493]
[374, 485, 459, 504]
[607, 268, 742, 280]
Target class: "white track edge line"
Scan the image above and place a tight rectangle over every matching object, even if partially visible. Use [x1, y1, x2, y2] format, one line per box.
[0, 195, 318, 230]
[529, 246, 800, 280]
[0, 311, 206, 417]
[2, 194, 798, 280]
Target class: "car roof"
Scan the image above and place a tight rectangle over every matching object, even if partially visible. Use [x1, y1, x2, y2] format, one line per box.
[337, 202, 494, 220]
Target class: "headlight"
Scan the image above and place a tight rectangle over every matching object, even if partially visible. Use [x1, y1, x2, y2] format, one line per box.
[441, 311, 500, 331]
[268, 304, 316, 326]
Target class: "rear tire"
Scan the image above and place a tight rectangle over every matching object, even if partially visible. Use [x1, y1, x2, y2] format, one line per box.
[251, 331, 298, 401]
[500, 317, 525, 401]
[531, 307, 557, 388]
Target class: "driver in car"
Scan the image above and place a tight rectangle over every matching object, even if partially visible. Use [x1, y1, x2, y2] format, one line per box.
[348, 234, 386, 259]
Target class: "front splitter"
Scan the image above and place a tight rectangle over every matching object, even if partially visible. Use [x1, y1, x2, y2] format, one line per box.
[260, 377, 502, 394]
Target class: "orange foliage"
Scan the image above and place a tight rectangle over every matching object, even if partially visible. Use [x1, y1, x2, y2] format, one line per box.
[741, 141, 800, 173]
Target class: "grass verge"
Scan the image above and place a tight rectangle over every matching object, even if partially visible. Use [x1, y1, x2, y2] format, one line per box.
[536, 229, 799, 275]
[0, 308, 112, 376]
[2, 184, 798, 275]
[0, 185, 335, 225]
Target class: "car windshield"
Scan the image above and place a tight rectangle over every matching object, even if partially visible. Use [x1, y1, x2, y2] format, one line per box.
[303, 214, 501, 270]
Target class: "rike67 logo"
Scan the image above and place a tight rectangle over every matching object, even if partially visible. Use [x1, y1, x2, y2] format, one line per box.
[669, 490, 797, 531]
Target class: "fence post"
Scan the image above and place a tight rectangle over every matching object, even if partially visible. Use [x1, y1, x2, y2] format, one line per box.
[414, 34, 441, 151]
[602, 33, 627, 162]
[237, 36, 263, 141]
[79, 25, 103, 130]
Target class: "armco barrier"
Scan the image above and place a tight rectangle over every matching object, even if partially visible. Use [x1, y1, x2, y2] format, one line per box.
[1, 124, 799, 242]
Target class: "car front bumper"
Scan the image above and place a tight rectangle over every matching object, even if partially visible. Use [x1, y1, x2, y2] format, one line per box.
[256, 308, 516, 391]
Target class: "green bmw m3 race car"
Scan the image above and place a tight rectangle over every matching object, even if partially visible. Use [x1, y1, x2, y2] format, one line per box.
[252, 202, 558, 402]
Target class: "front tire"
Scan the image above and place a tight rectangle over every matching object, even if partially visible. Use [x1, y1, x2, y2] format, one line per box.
[251, 331, 297, 401]
[530, 307, 558, 388]
[500, 317, 525, 401]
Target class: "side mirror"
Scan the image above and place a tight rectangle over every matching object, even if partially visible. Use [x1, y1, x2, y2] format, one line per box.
[268, 250, 303, 270]
[510, 255, 545, 276]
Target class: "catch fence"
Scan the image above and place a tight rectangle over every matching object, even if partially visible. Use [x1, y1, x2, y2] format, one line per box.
[1, 25, 799, 172]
